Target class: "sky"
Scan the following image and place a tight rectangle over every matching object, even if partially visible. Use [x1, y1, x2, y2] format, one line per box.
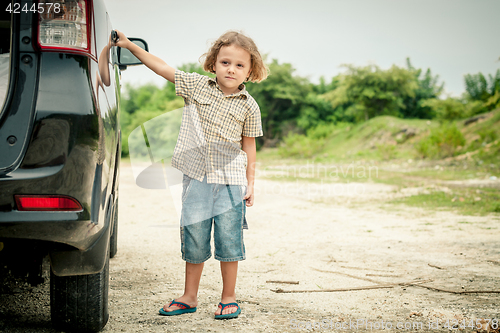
[105, 0, 500, 97]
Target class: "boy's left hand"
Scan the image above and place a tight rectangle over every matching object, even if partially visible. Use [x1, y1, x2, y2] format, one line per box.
[112, 29, 130, 48]
[243, 185, 254, 207]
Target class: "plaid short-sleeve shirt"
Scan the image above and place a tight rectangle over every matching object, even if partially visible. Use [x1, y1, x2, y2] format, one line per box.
[172, 70, 263, 185]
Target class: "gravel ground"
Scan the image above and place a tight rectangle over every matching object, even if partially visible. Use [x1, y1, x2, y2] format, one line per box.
[1, 163, 499, 332]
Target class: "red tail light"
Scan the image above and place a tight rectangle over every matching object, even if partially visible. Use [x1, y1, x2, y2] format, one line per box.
[37, 0, 91, 55]
[15, 195, 83, 212]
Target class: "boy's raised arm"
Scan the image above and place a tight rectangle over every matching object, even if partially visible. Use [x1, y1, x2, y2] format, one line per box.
[113, 30, 175, 83]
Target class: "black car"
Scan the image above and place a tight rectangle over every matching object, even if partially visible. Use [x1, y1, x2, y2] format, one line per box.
[0, 0, 147, 331]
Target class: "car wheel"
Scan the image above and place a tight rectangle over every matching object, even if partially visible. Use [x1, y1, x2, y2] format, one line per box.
[109, 201, 118, 258]
[50, 252, 109, 332]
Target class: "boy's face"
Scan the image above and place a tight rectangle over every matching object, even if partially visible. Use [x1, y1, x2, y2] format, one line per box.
[213, 44, 252, 95]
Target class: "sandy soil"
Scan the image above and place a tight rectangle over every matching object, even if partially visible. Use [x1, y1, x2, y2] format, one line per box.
[1, 162, 499, 332]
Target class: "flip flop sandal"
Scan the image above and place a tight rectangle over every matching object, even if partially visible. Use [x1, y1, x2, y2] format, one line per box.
[159, 300, 197, 316]
[214, 302, 241, 319]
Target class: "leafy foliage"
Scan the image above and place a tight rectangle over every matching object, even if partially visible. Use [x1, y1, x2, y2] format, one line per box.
[416, 122, 466, 158]
[323, 64, 418, 122]
[278, 132, 325, 158]
[120, 81, 184, 157]
[246, 60, 312, 147]
[464, 69, 500, 110]
[119, 58, 498, 164]
[403, 58, 444, 119]
[420, 97, 467, 120]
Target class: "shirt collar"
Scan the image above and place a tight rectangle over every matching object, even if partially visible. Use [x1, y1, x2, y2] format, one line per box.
[208, 76, 249, 99]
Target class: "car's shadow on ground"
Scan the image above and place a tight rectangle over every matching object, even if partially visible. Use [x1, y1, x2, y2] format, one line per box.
[0, 259, 58, 333]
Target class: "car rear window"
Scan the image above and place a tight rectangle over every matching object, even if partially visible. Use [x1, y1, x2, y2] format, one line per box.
[0, 10, 11, 111]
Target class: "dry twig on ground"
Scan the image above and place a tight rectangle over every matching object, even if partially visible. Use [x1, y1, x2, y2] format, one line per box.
[410, 284, 500, 294]
[266, 280, 299, 285]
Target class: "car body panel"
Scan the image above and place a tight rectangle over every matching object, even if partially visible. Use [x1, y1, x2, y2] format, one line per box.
[0, 0, 126, 276]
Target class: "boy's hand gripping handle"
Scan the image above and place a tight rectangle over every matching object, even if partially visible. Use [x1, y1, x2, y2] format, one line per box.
[111, 30, 118, 43]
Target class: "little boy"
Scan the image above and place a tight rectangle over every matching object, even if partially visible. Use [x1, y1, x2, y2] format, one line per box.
[114, 30, 268, 319]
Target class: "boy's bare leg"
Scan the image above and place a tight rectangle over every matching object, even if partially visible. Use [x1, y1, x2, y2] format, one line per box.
[163, 262, 203, 311]
[215, 261, 239, 315]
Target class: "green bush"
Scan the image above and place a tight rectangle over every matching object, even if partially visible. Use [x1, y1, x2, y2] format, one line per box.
[416, 123, 466, 158]
[278, 132, 325, 158]
[493, 204, 500, 213]
[306, 122, 337, 139]
[464, 100, 487, 117]
[377, 144, 397, 160]
[478, 128, 498, 143]
[420, 98, 466, 120]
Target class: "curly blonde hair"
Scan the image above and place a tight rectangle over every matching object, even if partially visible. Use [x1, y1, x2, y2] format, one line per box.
[201, 31, 268, 83]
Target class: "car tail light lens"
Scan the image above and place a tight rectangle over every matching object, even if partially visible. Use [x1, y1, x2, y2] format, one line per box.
[15, 195, 83, 211]
[37, 0, 91, 53]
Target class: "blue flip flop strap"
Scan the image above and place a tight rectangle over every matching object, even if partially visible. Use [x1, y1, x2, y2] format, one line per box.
[218, 302, 239, 312]
[170, 300, 192, 309]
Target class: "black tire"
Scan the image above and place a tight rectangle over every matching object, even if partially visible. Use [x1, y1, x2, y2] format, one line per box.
[50, 253, 109, 332]
[109, 201, 118, 258]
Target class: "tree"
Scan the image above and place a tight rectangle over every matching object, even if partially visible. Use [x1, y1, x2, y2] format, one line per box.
[420, 98, 466, 120]
[403, 58, 444, 119]
[323, 64, 418, 122]
[464, 69, 500, 110]
[121, 83, 160, 115]
[296, 92, 336, 131]
[246, 59, 311, 147]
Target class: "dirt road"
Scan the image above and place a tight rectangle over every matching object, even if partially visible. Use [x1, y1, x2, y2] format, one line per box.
[1, 163, 499, 332]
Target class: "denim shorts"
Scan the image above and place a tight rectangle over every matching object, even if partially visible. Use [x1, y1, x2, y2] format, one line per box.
[180, 174, 246, 264]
